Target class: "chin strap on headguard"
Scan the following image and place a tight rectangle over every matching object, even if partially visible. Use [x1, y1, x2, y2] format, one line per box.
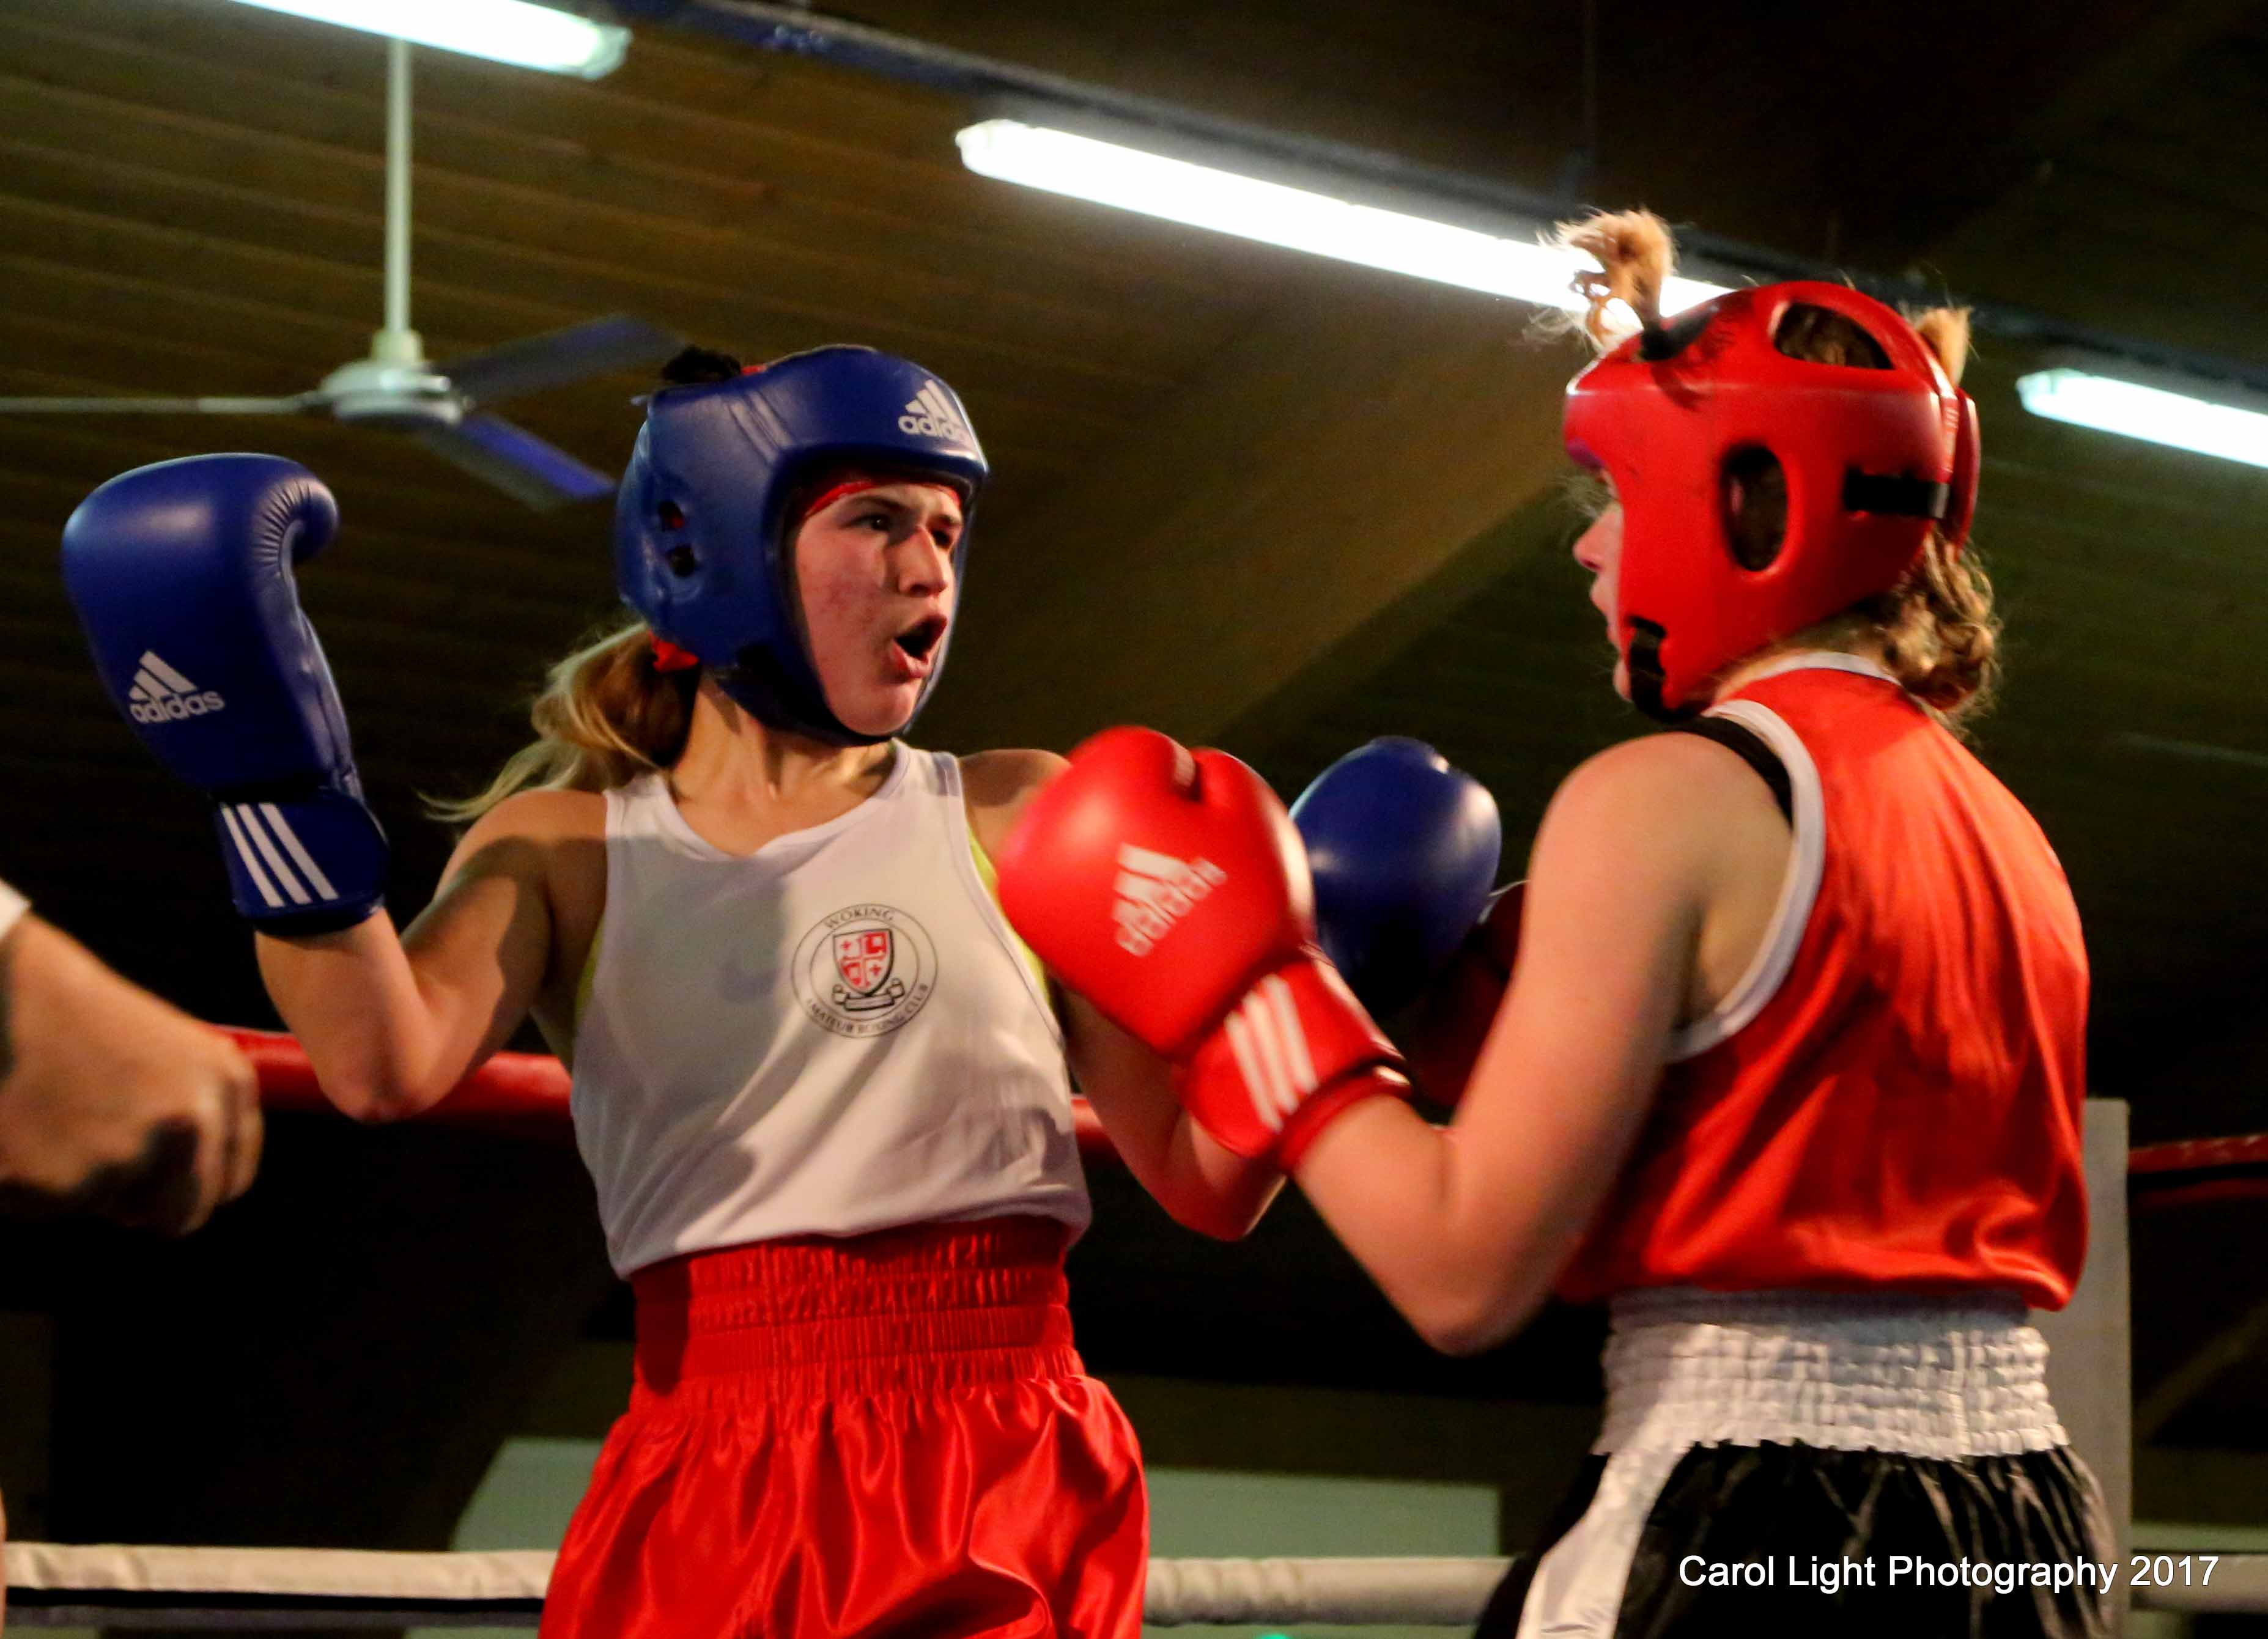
[1564, 281, 1978, 721]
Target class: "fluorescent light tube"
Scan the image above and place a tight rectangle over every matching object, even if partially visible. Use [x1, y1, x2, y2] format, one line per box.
[2017, 367, 2268, 471]
[223, 0, 629, 76]
[956, 118, 1728, 314]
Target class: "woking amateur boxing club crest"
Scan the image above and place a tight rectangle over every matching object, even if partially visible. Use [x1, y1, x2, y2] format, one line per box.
[792, 904, 937, 1037]
[837, 928, 895, 998]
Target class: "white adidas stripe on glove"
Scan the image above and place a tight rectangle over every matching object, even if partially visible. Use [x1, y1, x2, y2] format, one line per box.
[1177, 952, 1408, 1169]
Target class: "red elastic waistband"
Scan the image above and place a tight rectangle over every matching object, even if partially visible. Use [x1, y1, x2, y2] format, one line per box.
[630, 1218, 1079, 1401]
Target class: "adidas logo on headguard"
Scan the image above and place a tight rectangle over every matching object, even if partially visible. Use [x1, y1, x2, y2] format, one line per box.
[1112, 843, 1228, 957]
[125, 651, 226, 726]
[898, 381, 973, 444]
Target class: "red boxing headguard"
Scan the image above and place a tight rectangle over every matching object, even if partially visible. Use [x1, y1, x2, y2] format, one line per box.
[1562, 281, 1979, 719]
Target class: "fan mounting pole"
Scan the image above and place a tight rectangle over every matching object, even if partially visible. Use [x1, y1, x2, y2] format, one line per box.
[375, 35, 423, 366]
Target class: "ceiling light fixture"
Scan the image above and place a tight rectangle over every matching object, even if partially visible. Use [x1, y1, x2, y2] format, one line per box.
[2016, 367, 2268, 472]
[955, 118, 1729, 315]
[221, 0, 629, 76]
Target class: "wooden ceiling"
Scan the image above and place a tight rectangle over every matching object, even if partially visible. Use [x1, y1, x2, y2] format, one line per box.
[2, 0, 2267, 1546]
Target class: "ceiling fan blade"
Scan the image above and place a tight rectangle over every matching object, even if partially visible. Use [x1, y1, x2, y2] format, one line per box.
[0, 394, 320, 415]
[436, 315, 682, 408]
[413, 414, 617, 512]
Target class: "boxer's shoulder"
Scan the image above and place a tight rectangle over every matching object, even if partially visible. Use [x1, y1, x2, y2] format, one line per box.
[1527, 735, 1793, 938]
[440, 788, 607, 911]
[960, 748, 1067, 801]
[456, 786, 608, 849]
[959, 748, 1068, 858]
[1551, 732, 1781, 849]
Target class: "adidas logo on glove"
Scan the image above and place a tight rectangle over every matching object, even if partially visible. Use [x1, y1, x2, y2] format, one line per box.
[125, 651, 226, 725]
[898, 381, 974, 443]
[1112, 844, 1227, 957]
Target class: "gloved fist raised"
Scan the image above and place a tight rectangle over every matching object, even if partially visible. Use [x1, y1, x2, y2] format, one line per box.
[1291, 737, 1501, 1017]
[62, 454, 386, 934]
[997, 726, 1408, 1167]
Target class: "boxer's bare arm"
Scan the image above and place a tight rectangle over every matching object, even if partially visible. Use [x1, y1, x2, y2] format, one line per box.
[1058, 988, 1284, 1239]
[256, 789, 604, 1121]
[963, 750, 1283, 1240]
[0, 913, 260, 1231]
[1290, 734, 1775, 1353]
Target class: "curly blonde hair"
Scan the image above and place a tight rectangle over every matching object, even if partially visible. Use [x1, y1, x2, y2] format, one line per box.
[1556, 208, 1999, 728]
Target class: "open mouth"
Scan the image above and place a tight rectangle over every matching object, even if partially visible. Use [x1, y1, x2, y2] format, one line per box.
[892, 614, 948, 670]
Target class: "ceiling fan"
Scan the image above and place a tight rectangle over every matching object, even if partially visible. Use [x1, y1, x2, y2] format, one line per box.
[0, 37, 679, 510]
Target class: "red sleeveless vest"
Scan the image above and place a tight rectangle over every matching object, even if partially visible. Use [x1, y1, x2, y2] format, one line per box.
[1557, 660, 2089, 1309]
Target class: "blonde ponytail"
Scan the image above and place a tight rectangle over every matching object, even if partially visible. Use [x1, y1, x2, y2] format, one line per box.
[429, 618, 697, 825]
[1555, 208, 1676, 348]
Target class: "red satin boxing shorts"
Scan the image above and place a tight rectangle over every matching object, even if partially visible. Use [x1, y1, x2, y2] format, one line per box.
[541, 1217, 1147, 1638]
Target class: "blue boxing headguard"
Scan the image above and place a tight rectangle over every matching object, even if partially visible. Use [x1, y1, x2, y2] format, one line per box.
[615, 346, 989, 745]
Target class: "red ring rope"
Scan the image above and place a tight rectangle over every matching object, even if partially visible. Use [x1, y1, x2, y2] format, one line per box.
[2127, 1132, 2268, 1212]
[222, 1027, 1119, 1161]
[224, 1026, 2268, 1198]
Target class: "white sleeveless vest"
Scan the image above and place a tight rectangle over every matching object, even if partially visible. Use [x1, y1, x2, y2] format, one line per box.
[571, 748, 1090, 1276]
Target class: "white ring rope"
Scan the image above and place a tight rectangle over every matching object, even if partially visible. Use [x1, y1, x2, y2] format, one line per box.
[3, 1542, 548, 1630]
[7, 1544, 2266, 1626]
[7, 1543, 552, 1602]
[1143, 1556, 1513, 1626]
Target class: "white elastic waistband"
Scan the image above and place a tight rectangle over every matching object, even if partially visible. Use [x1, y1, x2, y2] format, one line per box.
[1598, 1287, 2066, 1460]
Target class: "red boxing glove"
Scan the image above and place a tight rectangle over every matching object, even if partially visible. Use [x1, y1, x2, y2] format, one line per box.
[1403, 881, 1524, 1108]
[997, 726, 1408, 1166]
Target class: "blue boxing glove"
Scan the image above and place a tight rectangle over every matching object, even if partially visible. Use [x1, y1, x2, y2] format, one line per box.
[61, 454, 388, 934]
[1290, 737, 1501, 1017]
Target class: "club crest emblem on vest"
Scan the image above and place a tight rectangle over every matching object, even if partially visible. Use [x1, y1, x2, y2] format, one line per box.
[793, 904, 937, 1037]
[835, 929, 895, 1001]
